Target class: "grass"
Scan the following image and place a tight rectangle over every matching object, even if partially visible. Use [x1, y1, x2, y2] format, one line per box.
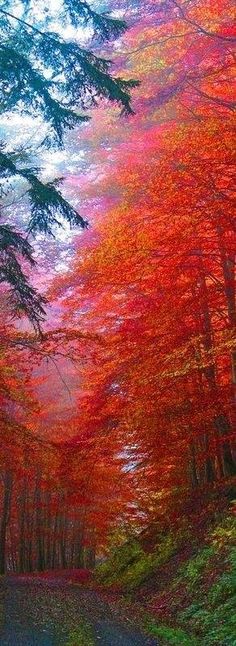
[147, 622, 200, 646]
[64, 620, 95, 646]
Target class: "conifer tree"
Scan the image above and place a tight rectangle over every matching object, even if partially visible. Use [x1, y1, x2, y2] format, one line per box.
[0, 0, 137, 328]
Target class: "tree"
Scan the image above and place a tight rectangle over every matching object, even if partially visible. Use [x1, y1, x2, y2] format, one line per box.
[0, 0, 138, 328]
[1, 0, 235, 573]
[52, 0, 235, 529]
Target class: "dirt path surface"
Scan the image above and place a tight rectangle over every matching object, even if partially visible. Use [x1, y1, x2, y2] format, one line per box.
[0, 577, 158, 645]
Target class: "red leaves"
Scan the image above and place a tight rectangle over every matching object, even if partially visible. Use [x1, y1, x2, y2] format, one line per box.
[54, 0, 236, 530]
[1, 0, 236, 571]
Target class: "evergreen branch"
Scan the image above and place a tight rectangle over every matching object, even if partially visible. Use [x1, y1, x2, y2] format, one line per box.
[0, 149, 88, 233]
[0, 0, 138, 327]
[0, 10, 137, 121]
[0, 2, 127, 41]
[0, 44, 89, 146]
[62, 0, 127, 38]
[0, 223, 35, 264]
[0, 232, 46, 328]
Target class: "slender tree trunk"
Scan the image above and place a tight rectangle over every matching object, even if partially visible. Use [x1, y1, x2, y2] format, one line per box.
[45, 490, 52, 570]
[0, 470, 13, 574]
[189, 441, 199, 488]
[76, 520, 84, 568]
[51, 503, 60, 569]
[197, 260, 217, 481]
[198, 253, 236, 476]
[35, 469, 44, 571]
[18, 475, 27, 573]
[217, 227, 236, 468]
[59, 513, 68, 569]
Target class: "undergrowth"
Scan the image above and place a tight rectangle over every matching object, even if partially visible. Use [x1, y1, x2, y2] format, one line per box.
[96, 510, 236, 645]
[96, 533, 182, 591]
[147, 514, 236, 645]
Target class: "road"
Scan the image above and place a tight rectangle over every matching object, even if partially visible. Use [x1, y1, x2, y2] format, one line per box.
[0, 577, 158, 645]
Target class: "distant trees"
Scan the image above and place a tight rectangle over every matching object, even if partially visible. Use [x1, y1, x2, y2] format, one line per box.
[0, 307, 133, 573]
[0, 383, 131, 573]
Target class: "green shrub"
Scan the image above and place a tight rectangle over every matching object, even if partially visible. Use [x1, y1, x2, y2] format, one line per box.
[228, 547, 236, 574]
[97, 515, 236, 644]
[147, 622, 199, 645]
[95, 539, 143, 585]
[210, 517, 236, 549]
[207, 572, 236, 607]
[179, 592, 236, 644]
[179, 602, 203, 621]
[120, 534, 178, 590]
[192, 596, 236, 645]
[96, 533, 178, 590]
[179, 547, 215, 590]
[160, 518, 236, 645]
[118, 552, 154, 589]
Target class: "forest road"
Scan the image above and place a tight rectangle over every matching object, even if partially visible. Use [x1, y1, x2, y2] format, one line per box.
[0, 577, 158, 645]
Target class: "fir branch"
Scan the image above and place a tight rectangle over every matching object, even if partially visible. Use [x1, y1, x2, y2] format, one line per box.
[0, 149, 88, 233]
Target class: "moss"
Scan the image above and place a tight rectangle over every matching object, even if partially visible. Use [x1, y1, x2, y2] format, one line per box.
[95, 539, 143, 585]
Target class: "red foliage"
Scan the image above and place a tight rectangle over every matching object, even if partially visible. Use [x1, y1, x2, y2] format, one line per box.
[1, 0, 235, 573]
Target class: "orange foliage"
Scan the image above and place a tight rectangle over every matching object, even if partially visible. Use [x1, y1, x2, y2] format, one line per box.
[54, 0, 236, 526]
[1, 0, 235, 572]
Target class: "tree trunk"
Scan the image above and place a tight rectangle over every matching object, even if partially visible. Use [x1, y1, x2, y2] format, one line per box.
[0, 470, 13, 574]
[216, 228, 236, 467]
[198, 253, 236, 476]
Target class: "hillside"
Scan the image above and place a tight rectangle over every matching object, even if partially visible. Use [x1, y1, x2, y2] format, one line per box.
[96, 506, 236, 645]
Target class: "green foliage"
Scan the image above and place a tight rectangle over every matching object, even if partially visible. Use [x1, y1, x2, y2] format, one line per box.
[96, 539, 143, 584]
[104, 515, 236, 645]
[207, 563, 236, 607]
[118, 551, 154, 590]
[0, 0, 136, 148]
[153, 516, 236, 646]
[96, 533, 178, 590]
[0, 222, 46, 328]
[210, 515, 236, 549]
[147, 622, 199, 646]
[179, 546, 216, 591]
[61, 0, 127, 38]
[180, 594, 236, 645]
[119, 534, 177, 591]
